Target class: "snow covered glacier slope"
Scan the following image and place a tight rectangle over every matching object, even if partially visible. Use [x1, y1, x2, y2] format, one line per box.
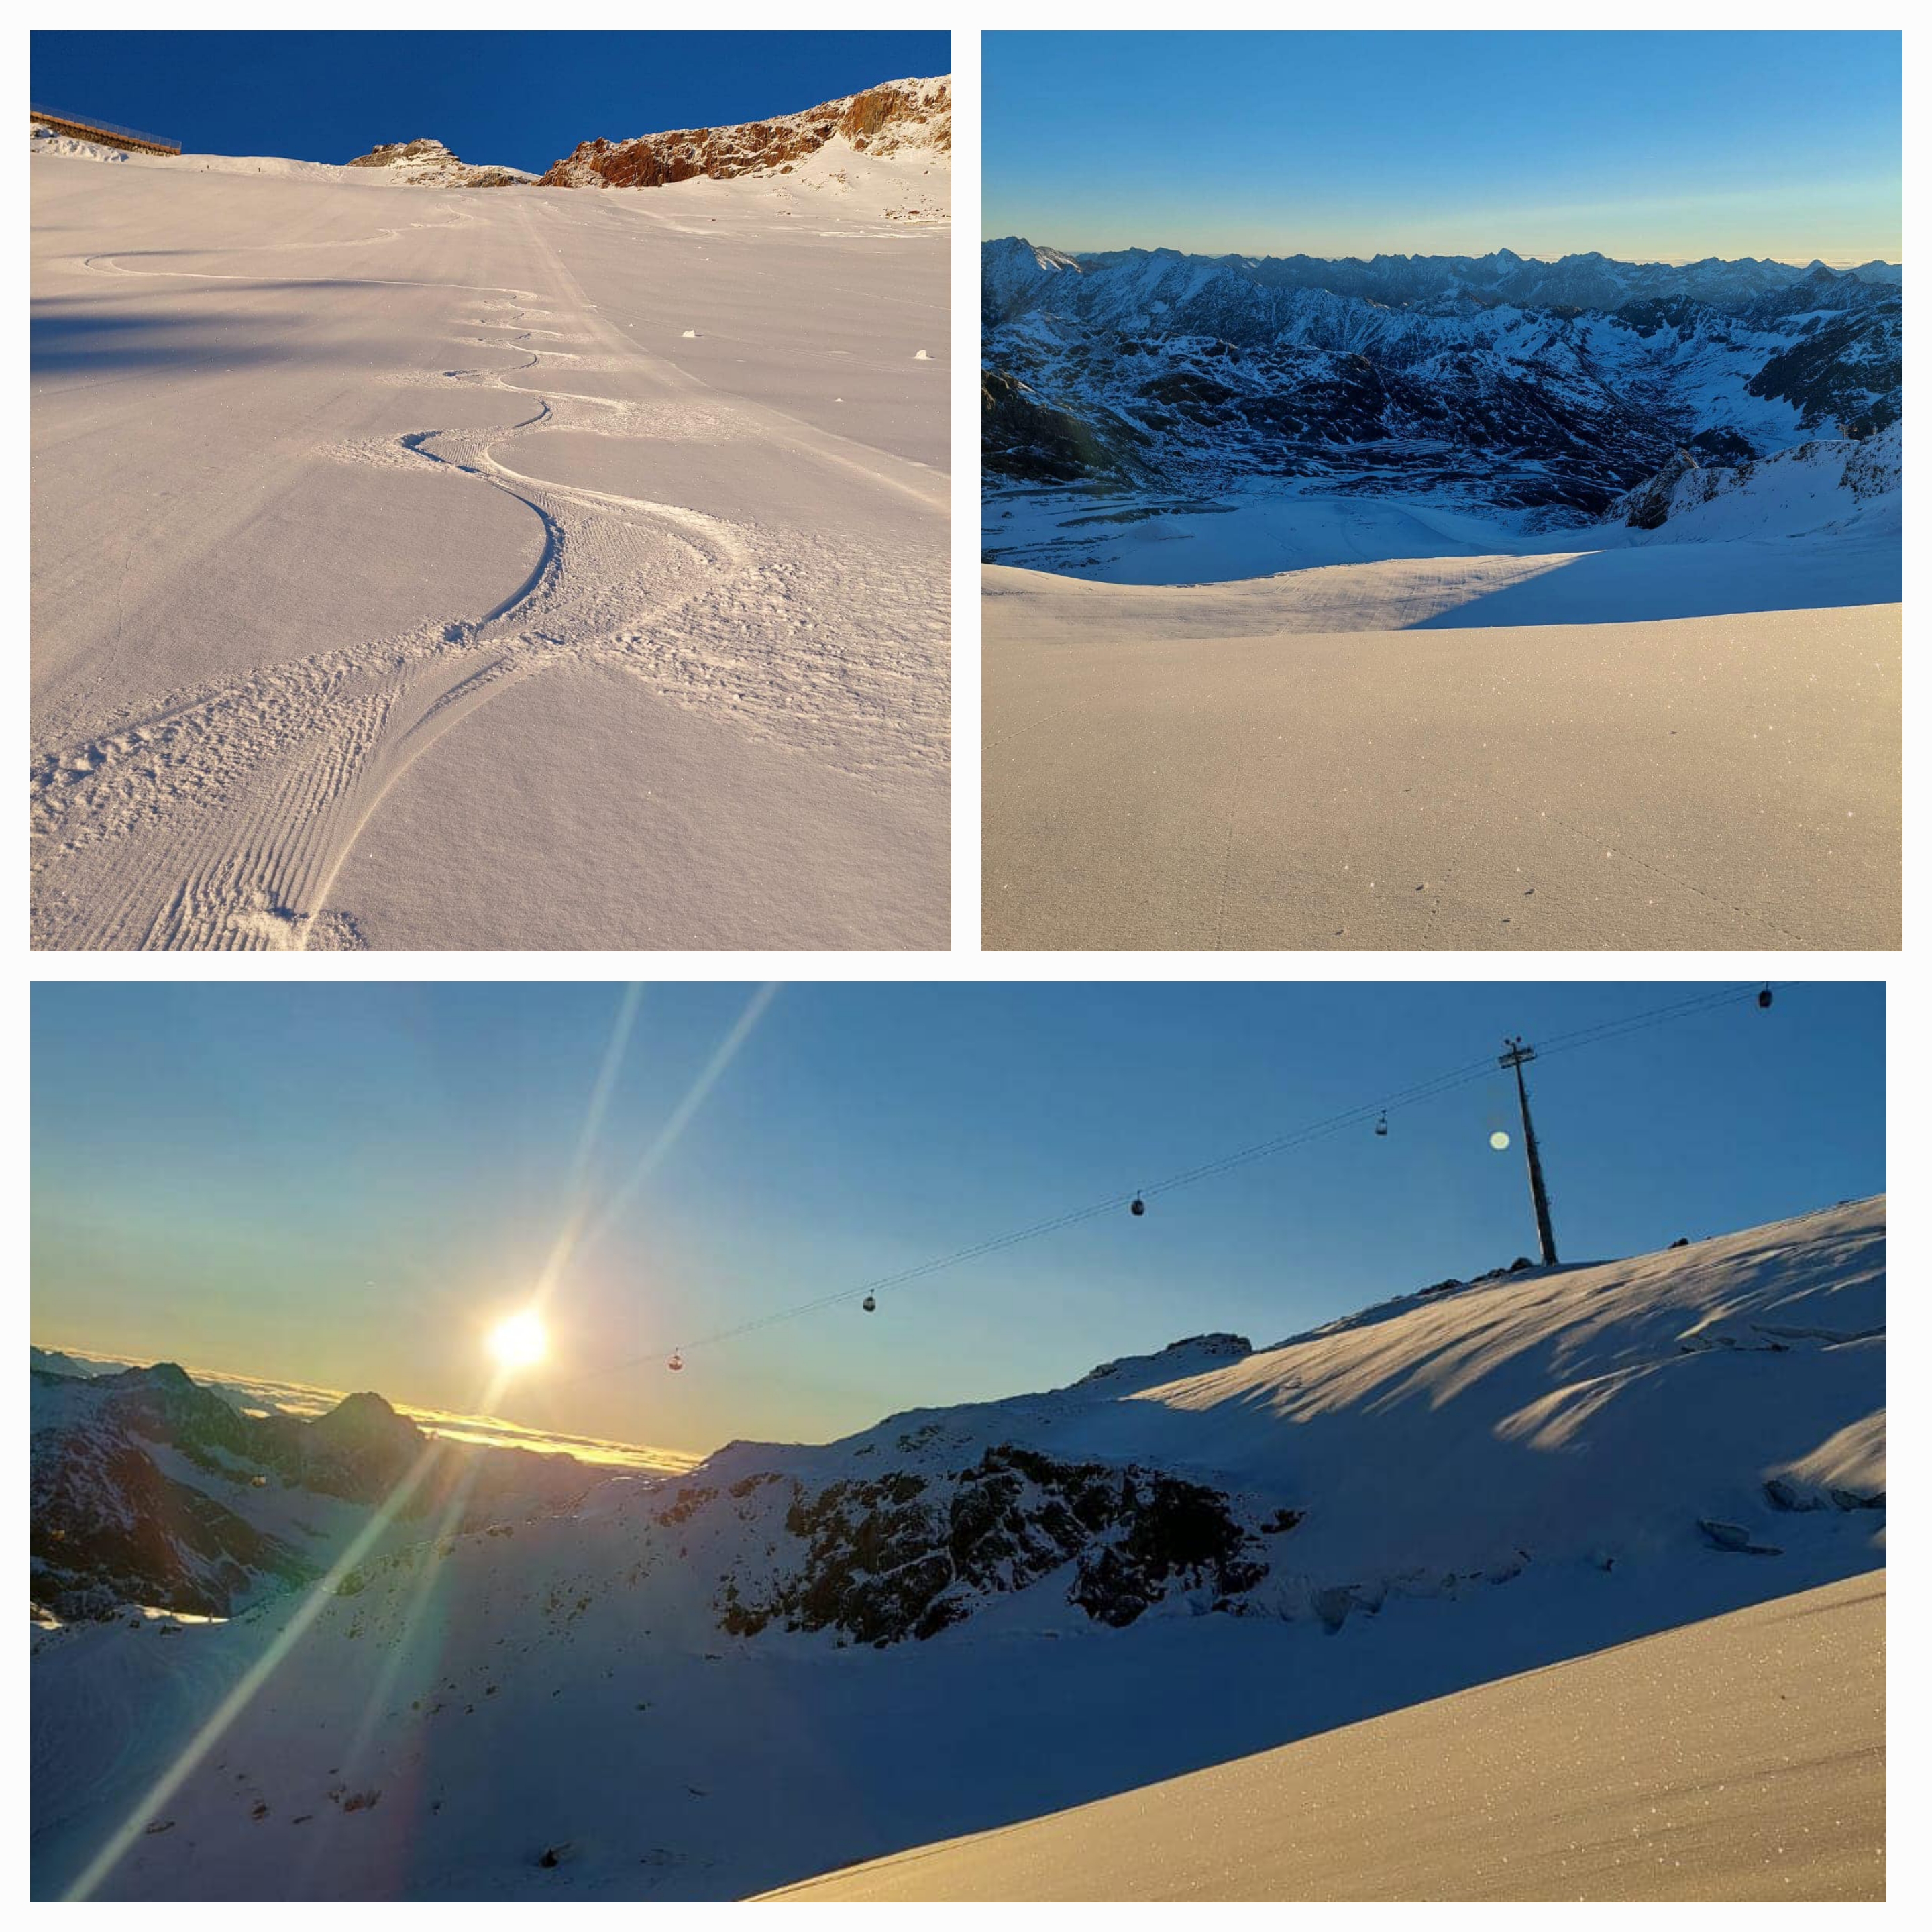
[32, 1197, 1883, 1900]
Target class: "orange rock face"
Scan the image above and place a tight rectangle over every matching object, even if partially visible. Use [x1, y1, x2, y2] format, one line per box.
[539, 76, 949, 189]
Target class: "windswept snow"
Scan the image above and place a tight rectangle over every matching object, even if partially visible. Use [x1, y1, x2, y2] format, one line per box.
[32, 136, 949, 949]
[985, 578, 1898, 950]
[32, 1198, 1883, 1900]
[766, 1571, 1884, 1902]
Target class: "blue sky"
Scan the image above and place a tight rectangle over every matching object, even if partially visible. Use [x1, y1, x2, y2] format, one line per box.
[33, 982, 1882, 1455]
[985, 31, 1902, 265]
[30, 30, 949, 173]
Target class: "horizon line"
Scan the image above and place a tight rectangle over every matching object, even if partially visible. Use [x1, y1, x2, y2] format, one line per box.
[30, 1338, 703, 1472]
[985, 234, 1902, 274]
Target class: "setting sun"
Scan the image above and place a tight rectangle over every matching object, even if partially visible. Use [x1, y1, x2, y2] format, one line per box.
[488, 1309, 548, 1370]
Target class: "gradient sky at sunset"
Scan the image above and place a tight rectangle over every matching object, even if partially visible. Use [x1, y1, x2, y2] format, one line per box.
[985, 31, 1902, 266]
[33, 982, 1882, 1458]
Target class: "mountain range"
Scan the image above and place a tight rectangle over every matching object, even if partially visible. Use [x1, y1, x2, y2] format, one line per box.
[983, 239, 1902, 519]
[34, 76, 951, 204]
[31, 1356, 597, 1620]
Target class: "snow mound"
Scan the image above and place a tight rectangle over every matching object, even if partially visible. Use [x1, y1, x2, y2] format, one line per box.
[31, 126, 127, 164]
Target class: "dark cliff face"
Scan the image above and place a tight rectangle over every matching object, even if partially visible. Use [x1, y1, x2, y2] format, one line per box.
[1746, 307, 1902, 437]
[539, 77, 950, 189]
[698, 1443, 1285, 1648]
[32, 1420, 315, 1619]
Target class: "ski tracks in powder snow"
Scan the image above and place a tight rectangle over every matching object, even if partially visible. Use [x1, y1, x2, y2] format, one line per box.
[31, 198, 947, 950]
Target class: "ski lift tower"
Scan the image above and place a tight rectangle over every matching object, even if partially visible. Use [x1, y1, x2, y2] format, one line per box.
[1499, 1037, 1558, 1267]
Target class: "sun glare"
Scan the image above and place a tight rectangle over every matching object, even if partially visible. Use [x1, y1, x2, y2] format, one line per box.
[1489, 1130, 1512, 1151]
[488, 1310, 548, 1370]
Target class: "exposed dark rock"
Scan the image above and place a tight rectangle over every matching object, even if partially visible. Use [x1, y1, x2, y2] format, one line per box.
[717, 1444, 1276, 1646]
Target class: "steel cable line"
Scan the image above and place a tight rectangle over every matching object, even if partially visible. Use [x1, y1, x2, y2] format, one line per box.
[559, 982, 1779, 1382]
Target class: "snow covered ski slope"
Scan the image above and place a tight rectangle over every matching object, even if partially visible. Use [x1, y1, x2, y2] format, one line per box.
[766, 1570, 1884, 1902]
[32, 140, 949, 949]
[32, 1197, 1883, 1900]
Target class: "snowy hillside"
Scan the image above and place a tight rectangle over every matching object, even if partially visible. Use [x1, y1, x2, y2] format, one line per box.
[983, 239, 1901, 519]
[33, 1198, 1884, 1900]
[31, 69, 949, 950]
[1608, 424, 1900, 545]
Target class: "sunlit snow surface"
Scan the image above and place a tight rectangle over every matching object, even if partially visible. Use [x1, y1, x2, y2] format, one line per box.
[981, 432, 1900, 949]
[31, 139, 949, 949]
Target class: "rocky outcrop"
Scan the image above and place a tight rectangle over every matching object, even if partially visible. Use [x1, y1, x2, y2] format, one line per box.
[32, 1419, 315, 1619]
[713, 1443, 1276, 1646]
[344, 138, 531, 187]
[981, 369, 1154, 486]
[539, 76, 949, 189]
[1614, 449, 1703, 529]
[1603, 422, 1900, 537]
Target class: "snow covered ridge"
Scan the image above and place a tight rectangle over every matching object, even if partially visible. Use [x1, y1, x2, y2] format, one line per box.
[30, 78, 949, 198]
[985, 236, 1902, 324]
[541, 75, 949, 189]
[983, 236, 1901, 518]
[657, 1197, 1883, 1645]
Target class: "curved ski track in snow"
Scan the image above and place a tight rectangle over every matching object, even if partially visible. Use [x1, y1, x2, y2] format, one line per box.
[32, 205, 947, 951]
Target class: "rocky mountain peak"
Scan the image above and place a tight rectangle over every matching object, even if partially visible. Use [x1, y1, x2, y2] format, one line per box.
[346, 137, 453, 166]
[538, 74, 949, 190]
[343, 136, 532, 188]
